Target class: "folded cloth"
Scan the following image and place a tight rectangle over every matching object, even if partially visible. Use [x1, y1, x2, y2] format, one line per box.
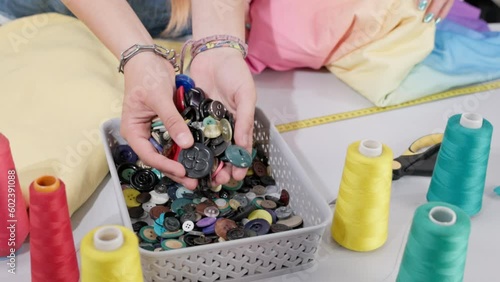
[0, 13, 183, 215]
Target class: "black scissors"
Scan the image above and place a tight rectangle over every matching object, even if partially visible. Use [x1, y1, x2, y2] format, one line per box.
[392, 133, 443, 180]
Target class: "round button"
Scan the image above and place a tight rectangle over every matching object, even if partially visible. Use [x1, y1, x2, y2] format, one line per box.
[195, 201, 216, 215]
[175, 74, 195, 92]
[203, 124, 222, 139]
[117, 163, 138, 184]
[226, 227, 245, 240]
[150, 206, 170, 220]
[139, 226, 158, 243]
[275, 206, 293, 220]
[215, 198, 229, 210]
[130, 169, 159, 192]
[229, 199, 241, 210]
[260, 200, 277, 210]
[244, 219, 271, 236]
[182, 220, 195, 232]
[136, 192, 152, 204]
[154, 213, 167, 236]
[204, 206, 220, 218]
[266, 209, 278, 224]
[270, 223, 292, 233]
[160, 229, 185, 239]
[222, 178, 243, 191]
[219, 118, 233, 142]
[265, 185, 280, 195]
[176, 186, 194, 199]
[248, 210, 273, 225]
[178, 143, 214, 179]
[171, 198, 193, 214]
[252, 185, 267, 196]
[164, 217, 181, 232]
[280, 189, 290, 206]
[202, 222, 217, 235]
[203, 116, 217, 127]
[132, 221, 148, 233]
[245, 192, 256, 201]
[196, 217, 217, 228]
[149, 190, 169, 205]
[232, 194, 249, 207]
[207, 100, 227, 120]
[210, 140, 230, 157]
[261, 175, 277, 186]
[174, 85, 186, 112]
[252, 161, 267, 177]
[113, 144, 138, 165]
[186, 87, 205, 108]
[123, 188, 141, 208]
[215, 218, 238, 240]
[180, 212, 197, 224]
[141, 201, 156, 213]
[162, 238, 186, 250]
[224, 145, 252, 168]
[194, 236, 213, 245]
[128, 206, 145, 219]
[277, 215, 303, 229]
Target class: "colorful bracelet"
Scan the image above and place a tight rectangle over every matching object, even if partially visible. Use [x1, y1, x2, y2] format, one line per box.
[180, 35, 248, 74]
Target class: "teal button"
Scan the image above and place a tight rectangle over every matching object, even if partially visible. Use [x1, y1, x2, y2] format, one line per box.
[203, 116, 217, 127]
[224, 145, 252, 168]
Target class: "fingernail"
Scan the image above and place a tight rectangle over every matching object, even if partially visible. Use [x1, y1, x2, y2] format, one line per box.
[435, 17, 442, 24]
[423, 13, 434, 23]
[418, 0, 429, 11]
[176, 132, 192, 147]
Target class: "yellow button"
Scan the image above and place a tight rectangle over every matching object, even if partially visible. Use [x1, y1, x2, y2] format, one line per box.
[123, 188, 141, 208]
[248, 210, 273, 225]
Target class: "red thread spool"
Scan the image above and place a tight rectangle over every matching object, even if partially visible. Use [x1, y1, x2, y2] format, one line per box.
[0, 133, 29, 257]
[29, 176, 79, 282]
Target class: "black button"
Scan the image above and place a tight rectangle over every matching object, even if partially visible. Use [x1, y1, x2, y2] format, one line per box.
[226, 227, 245, 240]
[270, 223, 292, 233]
[117, 163, 139, 184]
[164, 217, 181, 232]
[178, 143, 214, 179]
[260, 175, 276, 186]
[132, 221, 148, 233]
[130, 169, 159, 192]
[210, 140, 230, 157]
[113, 144, 138, 165]
[128, 206, 145, 219]
[136, 192, 152, 204]
[180, 211, 197, 223]
[207, 100, 227, 120]
[244, 219, 270, 236]
[186, 87, 206, 109]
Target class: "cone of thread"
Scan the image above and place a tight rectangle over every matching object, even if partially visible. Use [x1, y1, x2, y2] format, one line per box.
[397, 202, 471, 282]
[427, 113, 493, 216]
[0, 133, 30, 257]
[331, 140, 393, 251]
[81, 225, 144, 282]
[29, 176, 79, 282]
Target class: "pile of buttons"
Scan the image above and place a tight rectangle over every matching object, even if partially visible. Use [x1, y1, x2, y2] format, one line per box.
[113, 74, 304, 251]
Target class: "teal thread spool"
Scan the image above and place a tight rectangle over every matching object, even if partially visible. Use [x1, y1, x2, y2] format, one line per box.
[397, 202, 471, 282]
[427, 113, 493, 216]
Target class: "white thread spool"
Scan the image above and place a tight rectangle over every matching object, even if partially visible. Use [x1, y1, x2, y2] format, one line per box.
[359, 140, 383, 157]
[428, 206, 457, 226]
[93, 226, 124, 251]
[460, 113, 483, 129]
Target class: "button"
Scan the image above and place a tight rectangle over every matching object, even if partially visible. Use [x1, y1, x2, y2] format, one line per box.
[175, 74, 195, 92]
[244, 219, 270, 236]
[150, 206, 170, 220]
[248, 210, 273, 225]
[228, 204, 257, 222]
[215, 218, 238, 240]
[149, 137, 163, 153]
[252, 161, 267, 177]
[136, 192, 152, 204]
[128, 206, 145, 219]
[174, 85, 186, 112]
[204, 206, 220, 218]
[194, 236, 213, 245]
[203, 124, 222, 139]
[280, 189, 290, 206]
[151, 168, 163, 179]
[202, 222, 216, 235]
[261, 175, 277, 186]
[222, 178, 243, 191]
[266, 209, 278, 224]
[195, 201, 216, 215]
[160, 229, 185, 239]
[123, 188, 141, 208]
[210, 140, 230, 157]
[178, 143, 214, 179]
[171, 198, 193, 214]
[153, 213, 167, 236]
[265, 185, 280, 195]
[252, 197, 264, 209]
[215, 198, 229, 210]
[182, 234, 198, 247]
[260, 200, 277, 210]
[275, 206, 293, 220]
[232, 194, 249, 207]
[245, 192, 256, 201]
[130, 169, 159, 192]
[117, 163, 139, 184]
[219, 189, 231, 200]
[132, 221, 148, 233]
[277, 215, 303, 229]
[226, 227, 245, 240]
[113, 144, 138, 165]
[196, 217, 217, 228]
[209, 135, 225, 146]
[162, 238, 186, 250]
[270, 223, 292, 233]
[219, 118, 233, 142]
[207, 100, 227, 120]
[176, 186, 194, 199]
[182, 220, 195, 232]
[164, 217, 181, 232]
[224, 145, 252, 168]
[149, 190, 169, 205]
[203, 116, 217, 127]
[186, 87, 205, 109]
[141, 201, 156, 213]
[180, 212, 197, 223]
[252, 185, 267, 196]
[210, 184, 222, 192]
[139, 242, 155, 251]
[139, 226, 158, 243]
[229, 199, 241, 210]
[167, 185, 178, 201]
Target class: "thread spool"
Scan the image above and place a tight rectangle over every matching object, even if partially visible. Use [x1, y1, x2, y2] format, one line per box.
[331, 140, 393, 251]
[81, 225, 144, 282]
[29, 176, 79, 282]
[396, 202, 471, 282]
[427, 113, 493, 216]
[0, 133, 30, 257]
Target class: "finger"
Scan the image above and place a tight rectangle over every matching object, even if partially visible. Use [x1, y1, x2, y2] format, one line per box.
[212, 166, 231, 186]
[435, 0, 454, 21]
[233, 87, 256, 152]
[148, 90, 194, 149]
[423, 0, 448, 22]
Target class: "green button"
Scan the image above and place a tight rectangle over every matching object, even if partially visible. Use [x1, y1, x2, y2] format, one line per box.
[203, 116, 217, 127]
[224, 145, 252, 168]
[222, 178, 243, 191]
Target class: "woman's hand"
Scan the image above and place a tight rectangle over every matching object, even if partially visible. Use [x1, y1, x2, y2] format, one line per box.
[190, 48, 257, 185]
[121, 53, 199, 190]
[417, 0, 455, 22]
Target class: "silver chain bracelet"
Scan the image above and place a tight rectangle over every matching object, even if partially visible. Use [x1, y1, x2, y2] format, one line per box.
[118, 44, 179, 73]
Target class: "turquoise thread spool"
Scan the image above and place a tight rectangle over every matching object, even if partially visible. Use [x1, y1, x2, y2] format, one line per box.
[427, 113, 493, 216]
[397, 202, 471, 282]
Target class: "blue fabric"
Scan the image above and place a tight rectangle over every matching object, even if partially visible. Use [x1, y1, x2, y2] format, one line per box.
[0, 0, 192, 38]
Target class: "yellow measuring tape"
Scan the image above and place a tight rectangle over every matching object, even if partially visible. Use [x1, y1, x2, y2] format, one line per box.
[275, 81, 500, 133]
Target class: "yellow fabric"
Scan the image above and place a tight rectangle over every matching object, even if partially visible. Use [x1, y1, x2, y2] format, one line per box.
[0, 13, 184, 215]
[326, 0, 436, 106]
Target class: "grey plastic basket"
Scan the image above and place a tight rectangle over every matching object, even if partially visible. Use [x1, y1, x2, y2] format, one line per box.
[100, 108, 332, 282]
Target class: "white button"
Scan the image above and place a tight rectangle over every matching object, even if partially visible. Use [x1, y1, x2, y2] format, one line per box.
[182, 220, 195, 232]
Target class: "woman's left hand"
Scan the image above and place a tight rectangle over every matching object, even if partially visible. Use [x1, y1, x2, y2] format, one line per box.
[189, 48, 257, 186]
[417, 0, 455, 22]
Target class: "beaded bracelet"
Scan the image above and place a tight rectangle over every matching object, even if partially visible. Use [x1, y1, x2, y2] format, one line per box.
[180, 35, 248, 74]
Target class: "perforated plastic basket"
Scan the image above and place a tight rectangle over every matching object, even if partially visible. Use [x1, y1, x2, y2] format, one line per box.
[100, 108, 332, 282]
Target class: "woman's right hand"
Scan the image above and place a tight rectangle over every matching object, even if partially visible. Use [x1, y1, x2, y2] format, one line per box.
[120, 53, 198, 190]
[417, 0, 455, 22]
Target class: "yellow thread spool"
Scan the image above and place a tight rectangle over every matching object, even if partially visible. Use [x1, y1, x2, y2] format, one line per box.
[81, 225, 144, 282]
[331, 140, 393, 251]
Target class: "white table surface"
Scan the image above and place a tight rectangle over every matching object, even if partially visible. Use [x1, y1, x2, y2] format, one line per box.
[3, 25, 500, 282]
